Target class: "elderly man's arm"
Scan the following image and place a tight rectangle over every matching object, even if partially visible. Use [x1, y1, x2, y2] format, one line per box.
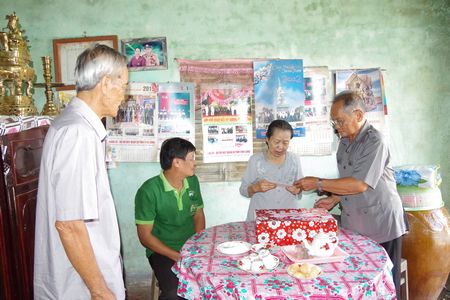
[294, 176, 368, 195]
[55, 220, 115, 300]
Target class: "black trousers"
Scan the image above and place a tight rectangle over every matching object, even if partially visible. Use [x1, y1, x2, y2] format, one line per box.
[380, 236, 403, 300]
[148, 253, 186, 300]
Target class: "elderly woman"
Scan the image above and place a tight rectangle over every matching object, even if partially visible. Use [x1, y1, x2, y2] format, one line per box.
[240, 119, 303, 221]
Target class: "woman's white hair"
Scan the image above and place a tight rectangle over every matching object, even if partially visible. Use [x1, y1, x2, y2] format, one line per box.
[75, 44, 127, 92]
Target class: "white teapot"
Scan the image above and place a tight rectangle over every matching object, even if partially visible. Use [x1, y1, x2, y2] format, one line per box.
[302, 231, 338, 257]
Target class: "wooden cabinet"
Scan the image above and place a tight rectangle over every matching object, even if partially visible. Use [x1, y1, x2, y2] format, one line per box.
[0, 125, 49, 300]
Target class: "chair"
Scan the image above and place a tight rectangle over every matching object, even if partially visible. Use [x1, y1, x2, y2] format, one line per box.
[400, 258, 409, 300]
[150, 272, 160, 300]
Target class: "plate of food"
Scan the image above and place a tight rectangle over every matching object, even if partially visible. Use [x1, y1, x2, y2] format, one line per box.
[282, 244, 349, 264]
[287, 262, 322, 279]
[216, 241, 252, 255]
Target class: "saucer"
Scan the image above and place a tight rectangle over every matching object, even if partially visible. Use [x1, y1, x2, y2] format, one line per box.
[216, 241, 252, 255]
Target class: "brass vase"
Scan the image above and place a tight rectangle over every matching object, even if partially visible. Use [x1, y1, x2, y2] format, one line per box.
[0, 12, 38, 116]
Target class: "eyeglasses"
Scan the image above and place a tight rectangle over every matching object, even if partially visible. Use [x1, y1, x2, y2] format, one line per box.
[330, 109, 361, 128]
[182, 153, 196, 162]
[329, 119, 346, 128]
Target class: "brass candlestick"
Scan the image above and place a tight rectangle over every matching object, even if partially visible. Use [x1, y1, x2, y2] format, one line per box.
[40, 56, 59, 116]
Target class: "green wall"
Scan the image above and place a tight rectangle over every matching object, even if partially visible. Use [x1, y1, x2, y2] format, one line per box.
[2, 0, 449, 285]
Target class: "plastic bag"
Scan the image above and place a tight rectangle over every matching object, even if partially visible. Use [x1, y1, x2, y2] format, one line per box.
[394, 165, 442, 189]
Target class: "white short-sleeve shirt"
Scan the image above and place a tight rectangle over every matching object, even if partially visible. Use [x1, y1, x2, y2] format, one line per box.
[34, 97, 125, 299]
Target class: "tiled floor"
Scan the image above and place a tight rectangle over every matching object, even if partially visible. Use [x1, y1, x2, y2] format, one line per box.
[126, 280, 152, 300]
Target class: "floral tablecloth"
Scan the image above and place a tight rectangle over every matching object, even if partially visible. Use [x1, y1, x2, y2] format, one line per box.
[173, 221, 396, 300]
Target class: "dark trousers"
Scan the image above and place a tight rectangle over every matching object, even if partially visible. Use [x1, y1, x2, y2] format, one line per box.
[148, 253, 186, 300]
[380, 236, 403, 300]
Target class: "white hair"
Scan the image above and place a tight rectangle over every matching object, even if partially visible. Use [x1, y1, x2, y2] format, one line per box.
[75, 44, 127, 92]
[333, 90, 366, 114]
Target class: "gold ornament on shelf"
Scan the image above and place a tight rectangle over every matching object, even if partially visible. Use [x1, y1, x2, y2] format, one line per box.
[37, 56, 61, 116]
[0, 12, 38, 115]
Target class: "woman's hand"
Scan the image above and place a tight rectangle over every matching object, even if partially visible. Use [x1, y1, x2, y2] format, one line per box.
[252, 179, 277, 193]
[286, 185, 302, 195]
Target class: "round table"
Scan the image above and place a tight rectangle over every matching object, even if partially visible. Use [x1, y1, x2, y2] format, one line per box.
[173, 221, 396, 299]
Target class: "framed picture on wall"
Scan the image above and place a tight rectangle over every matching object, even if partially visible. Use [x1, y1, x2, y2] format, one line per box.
[53, 35, 118, 90]
[121, 37, 167, 71]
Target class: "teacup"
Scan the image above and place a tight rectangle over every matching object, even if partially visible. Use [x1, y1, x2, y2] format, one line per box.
[238, 256, 252, 271]
[258, 249, 271, 259]
[251, 260, 265, 273]
[258, 249, 279, 270]
[248, 253, 259, 261]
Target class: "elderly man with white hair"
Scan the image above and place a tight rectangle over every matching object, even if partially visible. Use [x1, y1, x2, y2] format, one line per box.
[34, 44, 128, 300]
[295, 90, 408, 300]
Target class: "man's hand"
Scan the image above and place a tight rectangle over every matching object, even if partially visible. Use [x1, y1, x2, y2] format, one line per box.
[91, 287, 116, 300]
[313, 194, 340, 211]
[294, 176, 320, 191]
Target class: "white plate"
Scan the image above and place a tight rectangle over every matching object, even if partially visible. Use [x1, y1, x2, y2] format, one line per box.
[237, 256, 280, 274]
[216, 241, 252, 255]
[287, 262, 322, 279]
[282, 245, 349, 264]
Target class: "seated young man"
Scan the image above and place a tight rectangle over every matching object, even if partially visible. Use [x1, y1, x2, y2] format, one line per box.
[135, 138, 205, 300]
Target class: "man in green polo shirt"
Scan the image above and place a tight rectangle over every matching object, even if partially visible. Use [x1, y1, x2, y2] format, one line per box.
[135, 138, 205, 300]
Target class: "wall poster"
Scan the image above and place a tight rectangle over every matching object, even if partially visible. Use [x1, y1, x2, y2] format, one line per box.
[106, 82, 158, 162]
[157, 82, 195, 150]
[254, 59, 305, 139]
[200, 83, 253, 163]
[289, 66, 333, 156]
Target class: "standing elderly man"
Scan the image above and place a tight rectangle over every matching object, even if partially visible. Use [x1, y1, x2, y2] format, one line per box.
[294, 90, 408, 299]
[34, 44, 128, 299]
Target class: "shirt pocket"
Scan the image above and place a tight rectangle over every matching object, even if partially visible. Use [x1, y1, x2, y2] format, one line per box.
[357, 204, 378, 215]
[345, 204, 381, 237]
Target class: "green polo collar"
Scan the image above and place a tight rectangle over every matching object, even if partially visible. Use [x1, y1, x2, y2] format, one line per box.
[159, 171, 190, 210]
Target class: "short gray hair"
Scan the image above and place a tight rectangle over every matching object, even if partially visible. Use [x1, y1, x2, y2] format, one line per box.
[75, 44, 127, 92]
[332, 90, 366, 114]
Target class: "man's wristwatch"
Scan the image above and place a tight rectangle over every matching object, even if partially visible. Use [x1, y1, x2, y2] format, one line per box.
[317, 178, 324, 193]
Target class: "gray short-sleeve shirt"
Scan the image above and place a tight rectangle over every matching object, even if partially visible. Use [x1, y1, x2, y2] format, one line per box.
[240, 152, 303, 221]
[337, 121, 407, 243]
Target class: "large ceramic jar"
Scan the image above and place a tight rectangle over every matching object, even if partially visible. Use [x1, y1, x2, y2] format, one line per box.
[402, 206, 450, 300]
